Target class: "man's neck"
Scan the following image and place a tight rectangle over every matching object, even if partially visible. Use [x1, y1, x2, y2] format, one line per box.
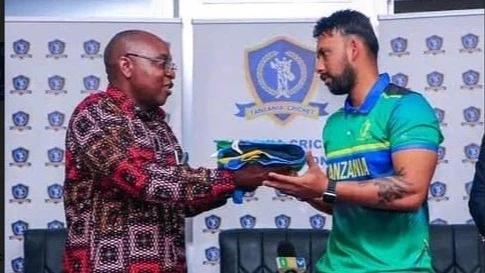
[349, 67, 379, 108]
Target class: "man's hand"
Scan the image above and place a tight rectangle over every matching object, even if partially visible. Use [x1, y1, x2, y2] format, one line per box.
[234, 164, 292, 191]
[263, 151, 328, 199]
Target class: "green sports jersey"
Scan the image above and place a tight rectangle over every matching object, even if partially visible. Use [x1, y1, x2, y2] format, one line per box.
[316, 73, 443, 273]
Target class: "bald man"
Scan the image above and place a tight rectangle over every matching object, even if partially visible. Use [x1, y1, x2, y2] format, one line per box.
[62, 30, 283, 272]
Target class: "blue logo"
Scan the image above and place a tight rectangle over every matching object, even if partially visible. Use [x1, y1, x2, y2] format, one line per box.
[243, 190, 259, 202]
[10, 184, 31, 204]
[240, 215, 256, 229]
[463, 181, 473, 200]
[45, 184, 64, 204]
[203, 215, 221, 233]
[46, 39, 67, 59]
[11, 257, 24, 273]
[461, 70, 482, 90]
[10, 111, 32, 131]
[425, 71, 446, 91]
[431, 218, 448, 225]
[461, 106, 483, 126]
[463, 143, 480, 163]
[11, 39, 32, 59]
[460, 33, 481, 53]
[391, 73, 409, 88]
[46, 111, 67, 131]
[310, 214, 326, 230]
[10, 75, 32, 95]
[10, 147, 31, 167]
[424, 35, 445, 55]
[235, 37, 328, 125]
[434, 108, 447, 126]
[45, 148, 65, 167]
[46, 75, 67, 95]
[429, 181, 449, 201]
[203, 247, 220, 265]
[47, 220, 65, 229]
[389, 37, 410, 57]
[272, 189, 293, 202]
[10, 220, 28, 240]
[275, 214, 291, 229]
[82, 39, 103, 59]
[81, 75, 102, 94]
[437, 146, 448, 164]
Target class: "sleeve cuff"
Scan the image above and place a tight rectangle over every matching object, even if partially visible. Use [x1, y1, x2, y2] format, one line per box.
[210, 169, 236, 198]
[391, 143, 439, 153]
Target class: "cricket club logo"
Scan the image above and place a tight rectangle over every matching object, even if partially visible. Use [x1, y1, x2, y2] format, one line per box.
[46, 39, 67, 59]
[240, 215, 256, 229]
[389, 37, 410, 57]
[81, 75, 102, 94]
[235, 37, 328, 125]
[47, 220, 65, 229]
[272, 189, 293, 202]
[10, 184, 31, 204]
[460, 33, 481, 54]
[10, 75, 32, 95]
[428, 181, 449, 201]
[463, 181, 473, 200]
[461, 106, 483, 126]
[10, 111, 32, 131]
[310, 214, 326, 230]
[434, 108, 447, 127]
[425, 71, 446, 91]
[431, 218, 448, 225]
[461, 70, 482, 90]
[10, 220, 28, 240]
[203, 215, 221, 234]
[81, 39, 103, 59]
[437, 146, 449, 164]
[275, 214, 291, 229]
[11, 39, 32, 59]
[243, 190, 259, 202]
[203, 247, 220, 265]
[11, 257, 24, 273]
[424, 35, 445, 55]
[391, 73, 409, 88]
[463, 143, 480, 163]
[46, 147, 65, 167]
[46, 75, 67, 95]
[45, 184, 64, 204]
[46, 111, 67, 131]
[10, 147, 31, 167]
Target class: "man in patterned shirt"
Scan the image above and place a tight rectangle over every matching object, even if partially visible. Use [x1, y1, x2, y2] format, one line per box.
[62, 30, 285, 273]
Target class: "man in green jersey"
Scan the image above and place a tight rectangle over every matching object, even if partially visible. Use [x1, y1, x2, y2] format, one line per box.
[264, 9, 443, 273]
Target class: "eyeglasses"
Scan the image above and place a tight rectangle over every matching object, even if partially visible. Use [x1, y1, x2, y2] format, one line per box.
[125, 53, 177, 71]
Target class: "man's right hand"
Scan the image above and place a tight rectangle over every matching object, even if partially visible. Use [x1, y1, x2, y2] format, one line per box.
[234, 164, 293, 191]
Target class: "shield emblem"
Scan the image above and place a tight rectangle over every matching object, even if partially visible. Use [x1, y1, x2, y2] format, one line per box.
[204, 215, 221, 230]
[13, 39, 30, 55]
[275, 214, 291, 229]
[205, 247, 220, 262]
[12, 111, 29, 127]
[240, 215, 256, 229]
[12, 148, 29, 163]
[431, 218, 448, 225]
[438, 146, 446, 160]
[426, 35, 443, 51]
[391, 73, 408, 87]
[48, 184, 64, 199]
[12, 184, 29, 200]
[463, 70, 480, 86]
[464, 106, 480, 122]
[434, 108, 445, 123]
[465, 144, 480, 160]
[48, 39, 65, 55]
[11, 257, 24, 273]
[48, 148, 64, 163]
[13, 75, 30, 90]
[84, 39, 100, 55]
[83, 75, 100, 90]
[427, 72, 443, 87]
[430, 182, 446, 197]
[462, 34, 478, 49]
[47, 220, 64, 229]
[391, 37, 407, 53]
[48, 111, 65, 127]
[310, 214, 326, 229]
[246, 37, 317, 122]
[12, 221, 28, 236]
[48, 76, 65, 90]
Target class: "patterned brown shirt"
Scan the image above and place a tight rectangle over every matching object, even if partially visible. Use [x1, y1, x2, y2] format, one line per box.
[62, 86, 235, 273]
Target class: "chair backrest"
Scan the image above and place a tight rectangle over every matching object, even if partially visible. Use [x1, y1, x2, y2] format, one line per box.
[23, 229, 67, 273]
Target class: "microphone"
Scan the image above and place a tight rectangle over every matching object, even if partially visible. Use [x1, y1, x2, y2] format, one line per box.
[276, 241, 307, 273]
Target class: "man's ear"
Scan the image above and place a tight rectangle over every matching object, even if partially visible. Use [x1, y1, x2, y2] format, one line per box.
[119, 56, 133, 79]
[347, 37, 360, 62]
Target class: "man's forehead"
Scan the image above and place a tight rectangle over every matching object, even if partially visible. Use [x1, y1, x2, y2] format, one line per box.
[129, 39, 171, 56]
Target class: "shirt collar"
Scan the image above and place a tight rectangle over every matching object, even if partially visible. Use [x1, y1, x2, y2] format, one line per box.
[344, 73, 390, 114]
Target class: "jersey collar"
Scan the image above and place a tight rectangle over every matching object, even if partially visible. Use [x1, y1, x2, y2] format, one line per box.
[344, 73, 390, 114]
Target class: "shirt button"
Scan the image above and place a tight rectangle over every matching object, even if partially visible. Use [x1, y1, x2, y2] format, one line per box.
[347, 131, 351, 136]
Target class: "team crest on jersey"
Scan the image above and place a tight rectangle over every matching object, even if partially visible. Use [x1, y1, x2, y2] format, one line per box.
[434, 108, 447, 127]
[10, 220, 28, 240]
[10, 184, 31, 204]
[243, 190, 259, 202]
[46, 111, 67, 131]
[310, 214, 326, 230]
[437, 146, 449, 164]
[460, 70, 482, 90]
[460, 33, 481, 54]
[46, 39, 67, 59]
[10, 75, 32, 95]
[46, 75, 67, 95]
[235, 37, 328, 125]
[203, 215, 221, 234]
[461, 106, 483, 126]
[272, 189, 293, 202]
[47, 220, 65, 229]
[10, 147, 31, 167]
[11, 39, 32, 59]
[424, 35, 445, 55]
[389, 37, 410, 57]
[425, 71, 446, 91]
[11, 257, 24, 273]
[45, 184, 64, 204]
[45, 148, 65, 167]
[275, 214, 291, 229]
[203, 247, 220, 265]
[391, 73, 409, 88]
[81, 75, 102, 94]
[240, 215, 256, 229]
[463, 181, 473, 201]
[428, 181, 449, 201]
[462, 143, 480, 163]
[430, 218, 448, 225]
[81, 39, 103, 59]
[10, 111, 32, 131]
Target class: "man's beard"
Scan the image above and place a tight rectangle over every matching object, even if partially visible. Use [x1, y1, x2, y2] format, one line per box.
[321, 63, 356, 95]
